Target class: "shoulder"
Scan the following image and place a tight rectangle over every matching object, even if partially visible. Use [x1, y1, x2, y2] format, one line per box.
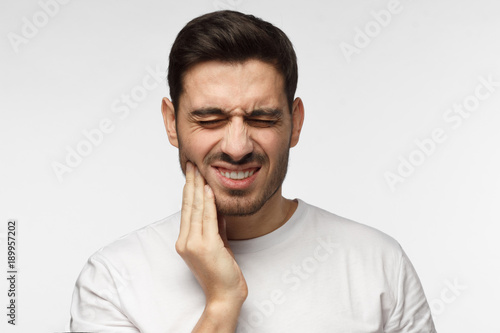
[89, 211, 182, 267]
[300, 200, 403, 259]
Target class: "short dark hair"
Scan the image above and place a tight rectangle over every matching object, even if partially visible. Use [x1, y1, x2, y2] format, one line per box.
[167, 10, 298, 113]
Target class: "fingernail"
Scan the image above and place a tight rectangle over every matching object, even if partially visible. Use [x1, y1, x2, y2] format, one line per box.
[195, 167, 200, 176]
[204, 184, 212, 195]
[186, 161, 192, 172]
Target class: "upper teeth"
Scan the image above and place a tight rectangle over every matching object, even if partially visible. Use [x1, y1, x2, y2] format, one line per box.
[220, 170, 255, 180]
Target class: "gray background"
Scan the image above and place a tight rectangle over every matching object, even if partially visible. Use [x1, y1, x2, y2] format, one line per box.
[1, 0, 499, 331]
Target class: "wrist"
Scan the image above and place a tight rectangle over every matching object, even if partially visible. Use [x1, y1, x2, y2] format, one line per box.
[192, 298, 245, 332]
[205, 280, 248, 306]
[205, 294, 246, 316]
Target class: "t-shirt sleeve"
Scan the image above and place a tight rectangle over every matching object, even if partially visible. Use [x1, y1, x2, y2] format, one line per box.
[70, 253, 140, 332]
[384, 250, 437, 333]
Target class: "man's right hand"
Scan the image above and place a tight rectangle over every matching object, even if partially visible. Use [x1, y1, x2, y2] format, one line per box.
[175, 161, 248, 332]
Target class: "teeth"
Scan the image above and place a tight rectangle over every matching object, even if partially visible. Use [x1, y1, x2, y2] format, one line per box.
[220, 169, 255, 180]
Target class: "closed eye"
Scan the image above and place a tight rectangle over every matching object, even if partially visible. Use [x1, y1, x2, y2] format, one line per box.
[197, 119, 226, 128]
[198, 119, 277, 128]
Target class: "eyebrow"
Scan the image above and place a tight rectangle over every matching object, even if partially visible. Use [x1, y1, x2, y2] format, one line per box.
[190, 108, 224, 117]
[248, 108, 283, 118]
[190, 107, 283, 117]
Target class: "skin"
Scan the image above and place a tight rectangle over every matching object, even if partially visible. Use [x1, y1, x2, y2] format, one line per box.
[161, 59, 305, 331]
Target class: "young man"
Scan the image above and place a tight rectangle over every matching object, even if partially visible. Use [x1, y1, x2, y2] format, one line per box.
[70, 10, 436, 332]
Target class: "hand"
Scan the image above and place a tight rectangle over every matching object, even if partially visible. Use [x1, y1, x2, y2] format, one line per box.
[176, 162, 248, 331]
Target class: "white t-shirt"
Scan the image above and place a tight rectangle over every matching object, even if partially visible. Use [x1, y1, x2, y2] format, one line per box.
[70, 199, 436, 332]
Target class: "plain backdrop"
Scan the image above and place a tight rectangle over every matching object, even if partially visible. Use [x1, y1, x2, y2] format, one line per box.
[1, 0, 499, 332]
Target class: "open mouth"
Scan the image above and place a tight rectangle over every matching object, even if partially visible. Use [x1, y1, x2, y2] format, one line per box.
[218, 169, 257, 180]
[215, 166, 261, 181]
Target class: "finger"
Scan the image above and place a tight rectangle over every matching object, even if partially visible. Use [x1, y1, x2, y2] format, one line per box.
[218, 215, 236, 258]
[217, 214, 230, 249]
[188, 165, 205, 237]
[202, 184, 219, 238]
[179, 161, 195, 244]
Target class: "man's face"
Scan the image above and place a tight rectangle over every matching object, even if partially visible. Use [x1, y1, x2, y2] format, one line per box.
[163, 59, 303, 216]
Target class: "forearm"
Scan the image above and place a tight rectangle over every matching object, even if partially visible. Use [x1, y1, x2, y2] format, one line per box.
[192, 299, 244, 333]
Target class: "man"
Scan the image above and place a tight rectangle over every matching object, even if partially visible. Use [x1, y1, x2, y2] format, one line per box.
[70, 10, 436, 332]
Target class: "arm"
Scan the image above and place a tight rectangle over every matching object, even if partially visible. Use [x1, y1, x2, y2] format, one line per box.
[176, 162, 248, 332]
[384, 250, 437, 333]
[70, 255, 140, 332]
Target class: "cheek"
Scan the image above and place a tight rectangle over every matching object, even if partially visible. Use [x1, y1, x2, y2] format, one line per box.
[181, 130, 221, 161]
[253, 129, 290, 155]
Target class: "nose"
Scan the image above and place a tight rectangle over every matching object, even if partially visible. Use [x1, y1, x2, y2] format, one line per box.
[220, 117, 253, 162]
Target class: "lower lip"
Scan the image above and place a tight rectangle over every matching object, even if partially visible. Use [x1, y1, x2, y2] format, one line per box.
[212, 167, 260, 190]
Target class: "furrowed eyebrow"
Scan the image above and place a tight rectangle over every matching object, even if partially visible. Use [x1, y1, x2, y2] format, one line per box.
[247, 108, 283, 118]
[190, 108, 225, 117]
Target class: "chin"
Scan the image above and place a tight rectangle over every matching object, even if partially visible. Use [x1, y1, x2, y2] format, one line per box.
[214, 194, 264, 217]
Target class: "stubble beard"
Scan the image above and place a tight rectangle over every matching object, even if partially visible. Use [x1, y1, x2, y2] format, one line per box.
[214, 148, 290, 216]
[177, 140, 291, 217]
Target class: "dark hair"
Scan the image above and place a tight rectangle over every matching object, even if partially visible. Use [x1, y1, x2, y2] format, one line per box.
[167, 10, 298, 113]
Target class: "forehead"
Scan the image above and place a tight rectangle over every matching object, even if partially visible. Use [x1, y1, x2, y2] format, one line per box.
[180, 59, 286, 112]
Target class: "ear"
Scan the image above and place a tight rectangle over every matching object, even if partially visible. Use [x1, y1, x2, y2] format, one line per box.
[161, 97, 179, 148]
[290, 97, 305, 148]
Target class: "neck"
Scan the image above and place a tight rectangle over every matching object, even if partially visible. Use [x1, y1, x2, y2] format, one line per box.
[224, 188, 297, 240]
